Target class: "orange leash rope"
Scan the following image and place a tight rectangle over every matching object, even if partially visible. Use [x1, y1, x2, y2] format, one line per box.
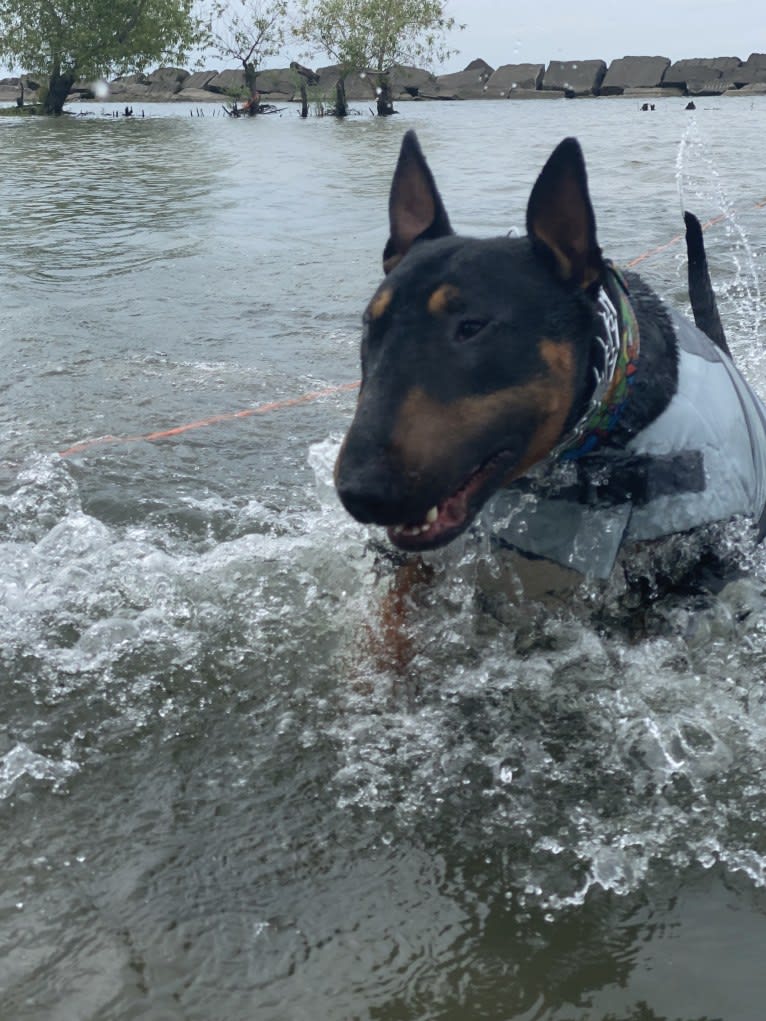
[57, 201, 766, 459]
[58, 381, 360, 458]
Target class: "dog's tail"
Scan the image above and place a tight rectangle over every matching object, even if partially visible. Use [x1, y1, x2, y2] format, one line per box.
[684, 211, 731, 358]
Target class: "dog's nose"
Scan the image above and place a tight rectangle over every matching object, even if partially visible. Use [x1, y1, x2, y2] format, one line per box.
[336, 472, 400, 525]
[335, 439, 410, 525]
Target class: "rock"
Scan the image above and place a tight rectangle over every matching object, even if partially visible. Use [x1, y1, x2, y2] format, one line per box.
[69, 80, 95, 99]
[0, 77, 25, 101]
[255, 67, 299, 99]
[388, 64, 437, 98]
[311, 65, 373, 101]
[145, 67, 188, 95]
[416, 82, 450, 99]
[622, 85, 684, 97]
[686, 79, 733, 96]
[433, 64, 495, 99]
[108, 73, 152, 99]
[171, 88, 220, 103]
[484, 63, 544, 97]
[180, 71, 219, 92]
[507, 88, 566, 100]
[727, 81, 766, 94]
[722, 52, 766, 86]
[108, 67, 187, 102]
[204, 69, 246, 95]
[663, 56, 740, 88]
[41, 53, 766, 108]
[600, 55, 670, 94]
[542, 59, 606, 96]
[463, 58, 494, 75]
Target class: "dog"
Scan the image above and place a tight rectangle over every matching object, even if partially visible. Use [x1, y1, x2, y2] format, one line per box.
[335, 131, 766, 581]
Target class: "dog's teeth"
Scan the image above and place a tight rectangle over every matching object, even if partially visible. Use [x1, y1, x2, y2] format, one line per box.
[392, 525, 404, 535]
[426, 506, 439, 524]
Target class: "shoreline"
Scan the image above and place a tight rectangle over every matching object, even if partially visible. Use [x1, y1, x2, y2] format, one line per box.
[2, 53, 765, 108]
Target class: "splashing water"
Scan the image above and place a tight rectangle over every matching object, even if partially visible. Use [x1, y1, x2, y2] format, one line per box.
[309, 440, 766, 913]
[676, 118, 764, 374]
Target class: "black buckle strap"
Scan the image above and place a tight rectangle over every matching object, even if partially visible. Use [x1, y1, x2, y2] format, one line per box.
[575, 450, 705, 508]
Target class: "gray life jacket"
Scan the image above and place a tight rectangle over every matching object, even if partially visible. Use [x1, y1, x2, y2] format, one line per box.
[487, 308, 766, 579]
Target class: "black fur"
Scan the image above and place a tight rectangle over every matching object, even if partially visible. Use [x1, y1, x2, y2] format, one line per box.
[684, 211, 730, 356]
[335, 133, 720, 555]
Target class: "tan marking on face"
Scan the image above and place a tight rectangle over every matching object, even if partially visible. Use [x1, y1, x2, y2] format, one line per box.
[509, 340, 575, 478]
[368, 287, 393, 320]
[427, 283, 461, 317]
[390, 339, 575, 479]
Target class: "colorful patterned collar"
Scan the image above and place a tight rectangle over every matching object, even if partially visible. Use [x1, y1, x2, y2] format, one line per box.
[553, 264, 640, 461]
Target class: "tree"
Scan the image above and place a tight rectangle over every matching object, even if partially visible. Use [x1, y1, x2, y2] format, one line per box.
[207, 0, 289, 114]
[0, 0, 204, 115]
[295, 0, 460, 116]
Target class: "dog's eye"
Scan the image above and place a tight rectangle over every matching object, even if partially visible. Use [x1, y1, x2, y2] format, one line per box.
[455, 319, 488, 342]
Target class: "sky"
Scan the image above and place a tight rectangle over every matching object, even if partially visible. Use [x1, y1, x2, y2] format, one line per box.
[431, 0, 763, 73]
[2, 0, 761, 79]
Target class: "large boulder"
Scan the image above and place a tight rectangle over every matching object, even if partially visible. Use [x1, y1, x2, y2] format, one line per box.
[69, 80, 96, 99]
[255, 67, 299, 99]
[0, 75, 44, 101]
[686, 78, 733, 96]
[484, 63, 544, 97]
[600, 56, 670, 95]
[542, 59, 606, 96]
[145, 67, 188, 96]
[0, 77, 23, 101]
[722, 52, 766, 86]
[173, 88, 220, 103]
[204, 69, 246, 95]
[108, 73, 152, 99]
[312, 65, 373, 101]
[463, 58, 494, 74]
[180, 71, 218, 92]
[622, 85, 683, 97]
[663, 57, 741, 90]
[727, 81, 766, 95]
[507, 88, 566, 100]
[309, 63, 436, 102]
[433, 61, 494, 99]
[388, 64, 437, 98]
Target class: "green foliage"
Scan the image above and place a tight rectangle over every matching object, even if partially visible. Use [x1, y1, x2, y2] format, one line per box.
[0, 0, 204, 82]
[207, 0, 289, 85]
[295, 0, 461, 75]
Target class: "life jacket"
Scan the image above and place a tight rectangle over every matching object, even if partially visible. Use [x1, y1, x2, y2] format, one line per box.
[488, 287, 766, 579]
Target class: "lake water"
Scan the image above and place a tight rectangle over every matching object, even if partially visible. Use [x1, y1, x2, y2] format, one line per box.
[1, 95, 766, 1020]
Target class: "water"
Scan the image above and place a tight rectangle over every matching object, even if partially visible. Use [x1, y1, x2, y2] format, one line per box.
[1, 96, 766, 1020]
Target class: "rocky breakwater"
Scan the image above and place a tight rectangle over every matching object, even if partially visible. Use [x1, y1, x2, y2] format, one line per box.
[2, 53, 766, 107]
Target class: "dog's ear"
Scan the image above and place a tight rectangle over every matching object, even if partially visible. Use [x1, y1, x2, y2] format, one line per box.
[383, 130, 453, 273]
[526, 137, 603, 290]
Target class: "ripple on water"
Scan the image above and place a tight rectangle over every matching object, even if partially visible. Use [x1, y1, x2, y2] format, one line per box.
[305, 446, 766, 912]
[3, 440, 766, 919]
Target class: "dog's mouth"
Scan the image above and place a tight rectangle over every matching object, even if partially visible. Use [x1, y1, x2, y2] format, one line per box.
[386, 450, 519, 551]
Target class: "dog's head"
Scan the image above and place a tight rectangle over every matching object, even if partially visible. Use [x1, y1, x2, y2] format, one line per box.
[335, 131, 608, 551]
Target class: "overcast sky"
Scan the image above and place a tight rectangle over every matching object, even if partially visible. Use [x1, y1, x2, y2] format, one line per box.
[434, 0, 763, 72]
